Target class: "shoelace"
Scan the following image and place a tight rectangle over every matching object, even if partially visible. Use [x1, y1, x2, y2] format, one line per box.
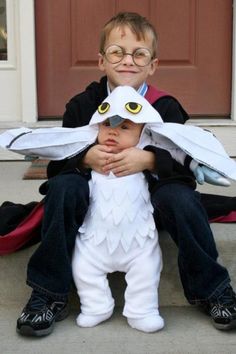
[217, 286, 236, 306]
[27, 291, 50, 311]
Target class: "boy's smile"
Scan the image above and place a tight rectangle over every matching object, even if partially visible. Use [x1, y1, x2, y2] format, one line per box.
[98, 26, 158, 91]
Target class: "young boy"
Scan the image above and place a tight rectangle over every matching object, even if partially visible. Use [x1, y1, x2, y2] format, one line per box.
[16, 12, 236, 337]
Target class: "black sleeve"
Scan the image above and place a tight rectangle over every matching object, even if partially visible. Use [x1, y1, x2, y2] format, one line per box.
[62, 93, 94, 128]
[46, 78, 108, 179]
[62, 100, 81, 128]
[143, 145, 196, 192]
[46, 147, 91, 179]
[144, 146, 174, 178]
[153, 96, 189, 124]
[144, 96, 194, 179]
[47, 96, 94, 178]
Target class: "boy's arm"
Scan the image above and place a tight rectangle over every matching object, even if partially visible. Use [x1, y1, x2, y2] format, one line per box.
[47, 81, 110, 178]
[151, 97, 230, 186]
[47, 98, 90, 178]
[47, 95, 99, 178]
[143, 146, 176, 178]
[153, 96, 188, 124]
[46, 147, 91, 178]
[145, 97, 189, 176]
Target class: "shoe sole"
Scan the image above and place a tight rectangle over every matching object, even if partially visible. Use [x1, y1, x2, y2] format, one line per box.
[16, 323, 55, 337]
[16, 305, 69, 337]
[212, 318, 236, 330]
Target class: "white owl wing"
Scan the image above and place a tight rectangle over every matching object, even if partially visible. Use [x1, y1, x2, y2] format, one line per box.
[0, 125, 98, 160]
[146, 123, 236, 180]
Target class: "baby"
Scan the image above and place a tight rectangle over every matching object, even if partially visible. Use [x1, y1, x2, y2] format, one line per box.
[72, 116, 164, 333]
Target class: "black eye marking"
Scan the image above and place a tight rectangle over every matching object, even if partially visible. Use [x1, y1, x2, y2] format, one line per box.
[98, 102, 110, 114]
[125, 102, 142, 114]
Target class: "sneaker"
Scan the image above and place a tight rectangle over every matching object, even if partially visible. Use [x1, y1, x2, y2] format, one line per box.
[16, 290, 69, 336]
[208, 285, 236, 330]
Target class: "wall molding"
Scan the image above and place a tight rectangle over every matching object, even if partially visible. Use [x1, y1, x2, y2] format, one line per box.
[18, 0, 37, 123]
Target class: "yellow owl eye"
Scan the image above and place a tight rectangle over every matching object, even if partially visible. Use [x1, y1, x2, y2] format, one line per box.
[98, 102, 110, 114]
[125, 102, 142, 114]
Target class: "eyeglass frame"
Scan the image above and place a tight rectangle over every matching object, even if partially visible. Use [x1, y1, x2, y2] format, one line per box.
[101, 45, 154, 67]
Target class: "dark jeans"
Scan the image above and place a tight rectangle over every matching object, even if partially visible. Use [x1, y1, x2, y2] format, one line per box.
[27, 172, 89, 300]
[152, 183, 230, 303]
[27, 174, 230, 303]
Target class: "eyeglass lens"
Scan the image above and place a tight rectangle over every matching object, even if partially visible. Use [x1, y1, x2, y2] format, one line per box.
[104, 45, 152, 66]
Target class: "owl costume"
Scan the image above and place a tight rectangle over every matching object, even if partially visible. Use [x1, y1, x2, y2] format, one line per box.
[72, 170, 164, 332]
[1, 87, 236, 332]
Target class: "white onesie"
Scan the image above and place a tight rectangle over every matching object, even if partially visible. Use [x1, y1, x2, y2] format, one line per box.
[72, 171, 164, 332]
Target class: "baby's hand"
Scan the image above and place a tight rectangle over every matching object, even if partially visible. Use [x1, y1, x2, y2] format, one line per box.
[82, 144, 114, 174]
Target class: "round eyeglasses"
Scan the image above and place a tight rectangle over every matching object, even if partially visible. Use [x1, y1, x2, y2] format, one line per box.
[102, 45, 153, 67]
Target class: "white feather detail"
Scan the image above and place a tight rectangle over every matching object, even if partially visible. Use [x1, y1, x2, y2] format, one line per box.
[79, 171, 157, 254]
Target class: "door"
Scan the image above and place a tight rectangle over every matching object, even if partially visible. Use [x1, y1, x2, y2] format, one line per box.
[35, 0, 232, 118]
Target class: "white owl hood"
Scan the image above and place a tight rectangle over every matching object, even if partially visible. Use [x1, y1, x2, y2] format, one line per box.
[0, 85, 236, 180]
[89, 85, 163, 127]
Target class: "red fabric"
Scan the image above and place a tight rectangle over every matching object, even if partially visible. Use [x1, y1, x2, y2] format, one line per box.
[209, 211, 236, 223]
[145, 85, 168, 104]
[0, 201, 44, 255]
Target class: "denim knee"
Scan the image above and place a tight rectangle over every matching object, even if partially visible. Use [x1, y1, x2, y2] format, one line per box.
[43, 173, 90, 222]
[48, 173, 89, 199]
[152, 184, 201, 215]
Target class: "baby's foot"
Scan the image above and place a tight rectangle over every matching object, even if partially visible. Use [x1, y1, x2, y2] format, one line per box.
[127, 315, 164, 333]
[76, 310, 113, 327]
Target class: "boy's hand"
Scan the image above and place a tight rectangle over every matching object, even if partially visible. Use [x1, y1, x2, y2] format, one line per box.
[103, 147, 155, 177]
[82, 144, 114, 174]
[190, 160, 231, 186]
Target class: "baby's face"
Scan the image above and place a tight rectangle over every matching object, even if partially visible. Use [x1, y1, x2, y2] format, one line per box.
[98, 119, 143, 153]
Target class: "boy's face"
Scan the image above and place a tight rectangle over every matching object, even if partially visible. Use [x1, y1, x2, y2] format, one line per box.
[98, 26, 158, 91]
[98, 119, 143, 153]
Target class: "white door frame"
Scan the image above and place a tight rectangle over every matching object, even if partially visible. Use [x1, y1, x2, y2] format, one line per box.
[18, 0, 37, 123]
[0, 0, 37, 124]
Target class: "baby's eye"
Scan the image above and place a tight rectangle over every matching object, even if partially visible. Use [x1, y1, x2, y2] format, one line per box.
[121, 124, 129, 130]
[125, 102, 142, 114]
[102, 120, 110, 127]
[98, 102, 110, 114]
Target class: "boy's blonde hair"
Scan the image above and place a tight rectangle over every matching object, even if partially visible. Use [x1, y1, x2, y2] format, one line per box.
[99, 12, 158, 58]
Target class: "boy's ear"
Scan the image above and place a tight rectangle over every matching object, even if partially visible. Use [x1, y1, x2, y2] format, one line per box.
[149, 58, 159, 76]
[98, 53, 105, 71]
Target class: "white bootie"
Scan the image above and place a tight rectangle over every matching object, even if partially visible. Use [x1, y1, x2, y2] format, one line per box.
[127, 315, 164, 333]
[76, 310, 113, 327]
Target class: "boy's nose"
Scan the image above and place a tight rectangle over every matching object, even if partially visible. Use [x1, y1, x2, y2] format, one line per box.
[121, 53, 135, 65]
